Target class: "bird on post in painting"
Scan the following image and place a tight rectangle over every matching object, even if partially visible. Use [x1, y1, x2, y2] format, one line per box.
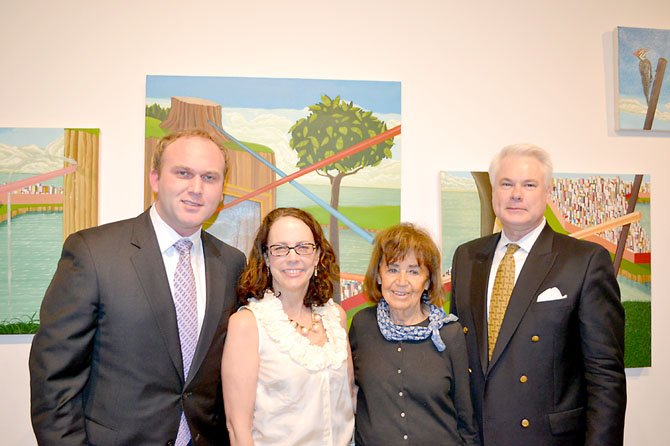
[634, 48, 653, 105]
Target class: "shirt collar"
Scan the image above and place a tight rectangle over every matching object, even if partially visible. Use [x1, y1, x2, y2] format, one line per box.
[149, 205, 202, 254]
[498, 218, 546, 253]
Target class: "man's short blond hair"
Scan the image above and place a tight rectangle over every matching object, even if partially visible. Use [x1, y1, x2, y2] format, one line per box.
[152, 129, 229, 180]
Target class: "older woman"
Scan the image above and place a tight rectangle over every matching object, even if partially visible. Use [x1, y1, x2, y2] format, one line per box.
[222, 207, 354, 446]
[349, 223, 479, 445]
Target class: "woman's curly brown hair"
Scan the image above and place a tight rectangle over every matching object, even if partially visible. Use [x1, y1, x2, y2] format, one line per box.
[237, 207, 339, 307]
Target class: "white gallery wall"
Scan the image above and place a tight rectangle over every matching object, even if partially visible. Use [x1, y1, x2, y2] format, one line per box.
[2, 0, 669, 444]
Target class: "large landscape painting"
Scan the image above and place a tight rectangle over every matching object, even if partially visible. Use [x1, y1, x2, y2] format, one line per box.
[145, 75, 401, 315]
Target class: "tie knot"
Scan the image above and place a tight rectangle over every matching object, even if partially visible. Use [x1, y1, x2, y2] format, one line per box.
[174, 239, 193, 256]
[506, 243, 520, 256]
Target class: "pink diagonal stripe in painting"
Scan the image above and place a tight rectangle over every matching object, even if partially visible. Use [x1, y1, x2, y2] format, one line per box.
[219, 125, 401, 210]
[0, 165, 78, 195]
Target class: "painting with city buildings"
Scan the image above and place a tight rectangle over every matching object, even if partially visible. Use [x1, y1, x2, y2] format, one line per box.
[440, 171, 651, 368]
[0, 127, 99, 334]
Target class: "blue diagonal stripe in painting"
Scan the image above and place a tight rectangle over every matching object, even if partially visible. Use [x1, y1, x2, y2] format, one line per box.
[210, 121, 375, 244]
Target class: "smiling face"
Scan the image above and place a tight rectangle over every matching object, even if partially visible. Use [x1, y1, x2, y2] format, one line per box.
[378, 251, 429, 318]
[265, 216, 320, 299]
[150, 136, 226, 237]
[491, 154, 550, 241]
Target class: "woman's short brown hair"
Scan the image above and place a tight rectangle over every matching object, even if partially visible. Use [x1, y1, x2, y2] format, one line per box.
[237, 207, 339, 307]
[363, 223, 444, 307]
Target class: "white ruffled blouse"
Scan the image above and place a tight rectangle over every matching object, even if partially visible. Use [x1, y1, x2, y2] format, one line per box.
[244, 291, 354, 445]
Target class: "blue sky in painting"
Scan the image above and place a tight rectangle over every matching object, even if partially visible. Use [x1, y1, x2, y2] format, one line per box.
[617, 26, 670, 99]
[616, 26, 670, 130]
[0, 128, 63, 148]
[146, 75, 401, 114]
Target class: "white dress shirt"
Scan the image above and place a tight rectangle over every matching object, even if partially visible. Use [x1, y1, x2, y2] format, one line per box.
[150, 205, 207, 334]
[486, 219, 546, 318]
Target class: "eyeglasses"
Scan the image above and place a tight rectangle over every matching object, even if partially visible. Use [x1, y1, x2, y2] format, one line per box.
[266, 243, 317, 257]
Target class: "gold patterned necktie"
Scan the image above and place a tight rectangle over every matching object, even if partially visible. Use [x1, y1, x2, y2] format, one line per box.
[488, 243, 520, 360]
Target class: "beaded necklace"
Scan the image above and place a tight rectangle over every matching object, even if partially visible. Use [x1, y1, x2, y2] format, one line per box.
[289, 309, 322, 335]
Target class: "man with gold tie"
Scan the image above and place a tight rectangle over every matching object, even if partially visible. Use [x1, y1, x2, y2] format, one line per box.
[450, 144, 626, 445]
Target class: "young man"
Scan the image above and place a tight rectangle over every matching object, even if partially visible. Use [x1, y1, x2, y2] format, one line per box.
[29, 129, 246, 445]
[450, 143, 626, 445]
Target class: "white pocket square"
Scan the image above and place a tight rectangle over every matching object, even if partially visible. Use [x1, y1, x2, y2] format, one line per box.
[537, 287, 567, 302]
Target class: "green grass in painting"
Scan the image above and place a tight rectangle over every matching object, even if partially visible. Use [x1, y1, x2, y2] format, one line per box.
[619, 257, 651, 276]
[224, 140, 274, 154]
[1, 204, 62, 216]
[304, 205, 400, 231]
[544, 207, 569, 235]
[143, 119, 273, 154]
[145, 117, 168, 139]
[65, 128, 100, 136]
[0, 313, 40, 335]
[346, 301, 374, 328]
[623, 300, 651, 368]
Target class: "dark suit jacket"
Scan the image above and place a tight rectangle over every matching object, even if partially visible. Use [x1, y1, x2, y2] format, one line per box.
[450, 224, 626, 446]
[29, 210, 246, 446]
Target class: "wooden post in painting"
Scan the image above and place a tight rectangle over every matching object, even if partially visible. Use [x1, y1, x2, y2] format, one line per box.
[161, 97, 224, 132]
[63, 131, 75, 239]
[471, 171, 495, 237]
[144, 137, 159, 209]
[612, 174, 643, 275]
[63, 129, 99, 240]
[144, 97, 277, 218]
[144, 97, 227, 209]
[643, 58, 667, 130]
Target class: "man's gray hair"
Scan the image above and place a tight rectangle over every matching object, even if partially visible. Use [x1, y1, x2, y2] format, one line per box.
[488, 143, 553, 190]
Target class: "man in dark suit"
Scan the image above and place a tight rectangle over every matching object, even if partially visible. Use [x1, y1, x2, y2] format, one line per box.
[450, 144, 626, 445]
[29, 129, 246, 445]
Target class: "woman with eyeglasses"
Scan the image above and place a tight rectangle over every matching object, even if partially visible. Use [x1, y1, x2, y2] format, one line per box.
[222, 207, 354, 446]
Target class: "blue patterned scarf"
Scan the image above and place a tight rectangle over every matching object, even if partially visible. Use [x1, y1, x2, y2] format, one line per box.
[376, 293, 457, 352]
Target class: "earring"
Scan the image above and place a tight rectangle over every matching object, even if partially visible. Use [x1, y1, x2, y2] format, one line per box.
[314, 266, 318, 277]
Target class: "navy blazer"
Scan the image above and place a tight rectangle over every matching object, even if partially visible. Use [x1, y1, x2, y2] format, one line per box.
[29, 210, 246, 445]
[450, 224, 626, 446]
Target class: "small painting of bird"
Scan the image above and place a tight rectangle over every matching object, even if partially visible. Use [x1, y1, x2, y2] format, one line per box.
[633, 48, 653, 105]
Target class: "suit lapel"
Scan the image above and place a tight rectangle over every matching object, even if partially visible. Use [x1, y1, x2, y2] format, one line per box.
[129, 212, 185, 379]
[186, 232, 228, 385]
[488, 225, 557, 370]
[472, 235, 499, 375]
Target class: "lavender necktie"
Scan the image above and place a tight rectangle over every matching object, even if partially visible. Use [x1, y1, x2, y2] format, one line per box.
[173, 239, 198, 446]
